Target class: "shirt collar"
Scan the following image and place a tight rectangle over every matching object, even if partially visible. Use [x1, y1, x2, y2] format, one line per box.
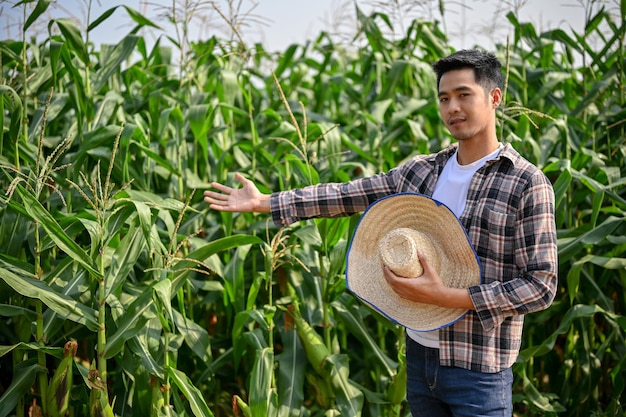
[437, 142, 518, 166]
[497, 143, 519, 166]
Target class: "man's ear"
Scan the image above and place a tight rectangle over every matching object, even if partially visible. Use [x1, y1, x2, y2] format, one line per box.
[491, 88, 503, 108]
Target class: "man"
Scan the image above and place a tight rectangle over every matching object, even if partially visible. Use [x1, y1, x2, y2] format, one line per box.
[204, 49, 558, 416]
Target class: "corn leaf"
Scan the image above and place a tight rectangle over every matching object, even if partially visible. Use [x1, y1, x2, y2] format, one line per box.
[50, 18, 89, 65]
[0, 267, 98, 331]
[276, 324, 306, 416]
[14, 185, 100, 277]
[332, 296, 396, 376]
[22, 0, 50, 31]
[166, 366, 214, 417]
[172, 309, 212, 363]
[248, 347, 276, 417]
[0, 361, 46, 417]
[105, 290, 156, 359]
[104, 221, 146, 297]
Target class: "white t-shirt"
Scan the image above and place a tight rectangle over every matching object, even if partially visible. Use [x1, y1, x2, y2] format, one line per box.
[407, 144, 503, 348]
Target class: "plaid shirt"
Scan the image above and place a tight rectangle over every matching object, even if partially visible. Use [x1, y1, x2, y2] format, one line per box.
[270, 143, 558, 373]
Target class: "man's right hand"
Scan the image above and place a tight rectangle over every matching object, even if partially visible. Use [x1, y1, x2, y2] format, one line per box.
[203, 173, 271, 213]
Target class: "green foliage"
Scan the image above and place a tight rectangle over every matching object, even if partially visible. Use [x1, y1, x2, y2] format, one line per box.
[0, 1, 625, 416]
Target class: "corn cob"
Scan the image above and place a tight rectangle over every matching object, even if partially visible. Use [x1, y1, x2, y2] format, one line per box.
[88, 363, 114, 417]
[46, 340, 77, 417]
[288, 306, 331, 377]
[150, 375, 165, 417]
[232, 394, 252, 417]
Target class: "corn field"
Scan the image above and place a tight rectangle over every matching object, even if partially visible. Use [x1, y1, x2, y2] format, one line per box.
[0, 0, 625, 416]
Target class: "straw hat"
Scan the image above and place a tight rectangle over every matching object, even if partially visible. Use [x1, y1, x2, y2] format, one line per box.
[346, 193, 482, 331]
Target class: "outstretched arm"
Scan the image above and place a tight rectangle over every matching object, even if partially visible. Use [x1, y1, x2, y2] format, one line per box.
[203, 173, 271, 213]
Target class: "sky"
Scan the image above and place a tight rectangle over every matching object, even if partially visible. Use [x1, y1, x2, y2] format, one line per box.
[0, 0, 611, 52]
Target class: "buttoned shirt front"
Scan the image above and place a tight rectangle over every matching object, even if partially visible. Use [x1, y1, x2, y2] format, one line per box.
[270, 143, 558, 373]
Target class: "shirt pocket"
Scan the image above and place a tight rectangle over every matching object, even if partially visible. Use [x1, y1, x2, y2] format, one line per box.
[481, 207, 516, 266]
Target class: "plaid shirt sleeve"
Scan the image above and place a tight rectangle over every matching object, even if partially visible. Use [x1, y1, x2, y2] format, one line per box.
[269, 155, 441, 227]
[269, 180, 384, 227]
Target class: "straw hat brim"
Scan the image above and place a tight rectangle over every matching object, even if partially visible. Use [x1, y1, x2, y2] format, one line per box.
[346, 193, 482, 331]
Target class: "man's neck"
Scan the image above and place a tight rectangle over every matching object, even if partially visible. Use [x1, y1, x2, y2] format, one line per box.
[456, 136, 500, 166]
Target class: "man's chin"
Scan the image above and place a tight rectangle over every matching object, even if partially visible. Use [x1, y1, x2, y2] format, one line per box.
[449, 131, 472, 141]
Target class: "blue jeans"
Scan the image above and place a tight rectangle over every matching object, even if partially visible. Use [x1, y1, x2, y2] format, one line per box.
[406, 337, 513, 417]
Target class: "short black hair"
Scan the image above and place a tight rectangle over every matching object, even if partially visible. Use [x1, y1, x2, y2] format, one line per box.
[432, 49, 503, 91]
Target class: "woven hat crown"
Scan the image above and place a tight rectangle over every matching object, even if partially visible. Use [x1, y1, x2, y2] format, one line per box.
[378, 228, 441, 278]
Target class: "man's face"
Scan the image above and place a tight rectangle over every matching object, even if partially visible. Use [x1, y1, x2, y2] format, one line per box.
[437, 68, 498, 142]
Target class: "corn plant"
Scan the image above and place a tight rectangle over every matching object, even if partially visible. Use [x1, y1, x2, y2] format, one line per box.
[1, 0, 625, 416]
